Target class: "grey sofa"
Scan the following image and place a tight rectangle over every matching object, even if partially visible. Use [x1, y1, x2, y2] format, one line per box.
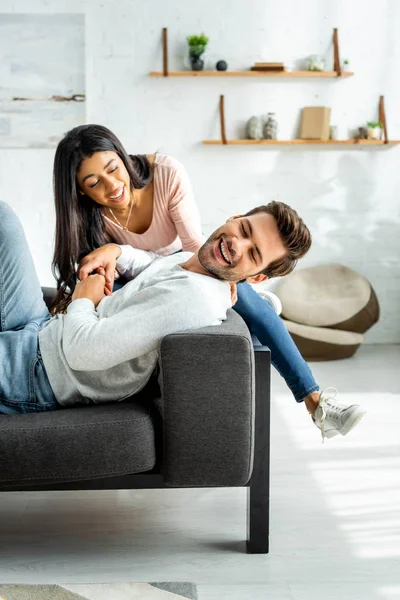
[0, 288, 271, 554]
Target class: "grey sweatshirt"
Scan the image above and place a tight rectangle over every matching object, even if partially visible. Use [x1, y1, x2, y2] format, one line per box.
[39, 248, 231, 407]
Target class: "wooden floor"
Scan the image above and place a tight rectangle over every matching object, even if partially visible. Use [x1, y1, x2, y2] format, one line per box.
[1, 345, 399, 600]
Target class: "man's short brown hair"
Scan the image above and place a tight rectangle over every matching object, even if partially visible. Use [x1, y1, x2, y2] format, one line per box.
[245, 201, 311, 278]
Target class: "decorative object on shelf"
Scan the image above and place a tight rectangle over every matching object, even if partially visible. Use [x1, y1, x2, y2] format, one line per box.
[246, 116, 263, 140]
[187, 33, 209, 71]
[355, 126, 368, 140]
[367, 121, 383, 140]
[300, 106, 331, 140]
[263, 112, 278, 139]
[330, 125, 338, 140]
[342, 59, 350, 72]
[307, 54, 325, 71]
[216, 60, 228, 71]
[250, 62, 287, 72]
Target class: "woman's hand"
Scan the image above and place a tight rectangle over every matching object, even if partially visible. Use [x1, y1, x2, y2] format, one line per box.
[229, 282, 238, 306]
[72, 274, 106, 308]
[78, 244, 121, 296]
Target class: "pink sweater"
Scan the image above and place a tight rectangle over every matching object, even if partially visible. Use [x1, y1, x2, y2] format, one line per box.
[104, 154, 204, 255]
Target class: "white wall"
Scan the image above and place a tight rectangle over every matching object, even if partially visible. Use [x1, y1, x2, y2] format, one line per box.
[1, 0, 400, 343]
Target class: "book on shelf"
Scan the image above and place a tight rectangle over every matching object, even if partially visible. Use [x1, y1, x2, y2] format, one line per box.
[250, 66, 287, 72]
[254, 62, 284, 67]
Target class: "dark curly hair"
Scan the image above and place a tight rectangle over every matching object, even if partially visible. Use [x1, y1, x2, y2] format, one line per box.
[52, 124, 153, 313]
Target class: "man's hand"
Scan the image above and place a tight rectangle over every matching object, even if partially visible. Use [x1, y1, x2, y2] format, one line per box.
[72, 274, 106, 308]
[78, 244, 121, 296]
[229, 282, 238, 306]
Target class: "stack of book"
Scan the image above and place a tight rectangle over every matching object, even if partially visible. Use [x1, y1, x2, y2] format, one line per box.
[250, 62, 287, 72]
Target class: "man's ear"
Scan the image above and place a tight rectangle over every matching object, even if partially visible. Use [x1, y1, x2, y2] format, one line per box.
[245, 273, 268, 285]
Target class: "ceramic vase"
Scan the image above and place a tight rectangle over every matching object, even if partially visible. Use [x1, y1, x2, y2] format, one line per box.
[367, 127, 382, 140]
[263, 113, 278, 140]
[190, 55, 204, 71]
[246, 116, 263, 140]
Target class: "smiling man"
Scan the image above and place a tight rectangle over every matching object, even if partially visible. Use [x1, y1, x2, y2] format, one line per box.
[0, 200, 309, 415]
[195, 207, 291, 282]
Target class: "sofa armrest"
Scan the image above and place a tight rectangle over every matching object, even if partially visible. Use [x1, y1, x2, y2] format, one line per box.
[159, 309, 254, 487]
[42, 287, 57, 310]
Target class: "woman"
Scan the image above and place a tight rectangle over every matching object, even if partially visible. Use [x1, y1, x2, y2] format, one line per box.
[51, 124, 334, 424]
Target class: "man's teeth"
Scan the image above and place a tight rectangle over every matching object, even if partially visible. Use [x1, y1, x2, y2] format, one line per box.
[220, 240, 230, 264]
[110, 188, 124, 199]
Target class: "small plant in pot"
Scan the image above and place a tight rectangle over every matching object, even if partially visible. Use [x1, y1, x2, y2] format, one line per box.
[342, 58, 350, 72]
[187, 33, 209, 71]
[367, 121, 383, 140]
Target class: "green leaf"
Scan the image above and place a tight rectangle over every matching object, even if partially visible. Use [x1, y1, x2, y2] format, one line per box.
[187, 33, 209, 48]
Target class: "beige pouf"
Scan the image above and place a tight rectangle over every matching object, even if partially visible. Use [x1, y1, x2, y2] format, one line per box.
[282, 319, 364, 361]
[276, 263, 380, 334]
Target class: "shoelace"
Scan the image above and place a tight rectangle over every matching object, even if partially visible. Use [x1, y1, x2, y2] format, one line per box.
[317, 387, 338, 443]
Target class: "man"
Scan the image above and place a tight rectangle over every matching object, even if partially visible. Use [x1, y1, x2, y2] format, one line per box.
[0, 201, 365, 439]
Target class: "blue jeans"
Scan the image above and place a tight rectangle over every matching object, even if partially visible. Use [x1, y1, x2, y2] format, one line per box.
[234, 282, 319, 402]
[0, 202, 58, 414]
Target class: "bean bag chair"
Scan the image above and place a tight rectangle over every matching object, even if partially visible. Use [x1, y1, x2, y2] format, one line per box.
[282, 319, 364, 361]
[276, 264, 379, 361]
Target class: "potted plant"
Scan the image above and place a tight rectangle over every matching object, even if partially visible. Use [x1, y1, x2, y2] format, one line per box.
[187, 33, 209, 71]
[342, 59, 350, 72]
[367, 121, 383, 140]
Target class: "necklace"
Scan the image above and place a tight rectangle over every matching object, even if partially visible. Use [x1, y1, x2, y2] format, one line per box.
[108, 192, 134, 231]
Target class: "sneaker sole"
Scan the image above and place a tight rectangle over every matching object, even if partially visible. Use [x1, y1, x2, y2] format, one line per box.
[339, 408, 367, 436]
[323, 428, 341, 439]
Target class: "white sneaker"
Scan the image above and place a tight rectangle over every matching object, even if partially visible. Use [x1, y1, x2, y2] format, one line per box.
[258, 291, 282, 315]
[313, 387, 366, 442]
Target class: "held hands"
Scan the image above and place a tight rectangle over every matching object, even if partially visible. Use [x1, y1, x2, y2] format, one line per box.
[72, 274, 107, 307]
[78, 244, 121, 296]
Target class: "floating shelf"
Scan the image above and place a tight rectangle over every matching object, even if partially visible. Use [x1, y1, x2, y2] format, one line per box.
[202, 139, 400, 146]
[149, 70, 354, 78]
[152, 29, 397, 149]
[209, 94, 395, 147]
[152, 27, 350, 78]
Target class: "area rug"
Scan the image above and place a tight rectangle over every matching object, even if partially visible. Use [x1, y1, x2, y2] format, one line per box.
[0, 582, 198, 600]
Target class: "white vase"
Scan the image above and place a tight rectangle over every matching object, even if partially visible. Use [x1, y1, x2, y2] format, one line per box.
[367, 127, 382, 140]
[330, 125, 338, 140]
[263, 113, 278, 140]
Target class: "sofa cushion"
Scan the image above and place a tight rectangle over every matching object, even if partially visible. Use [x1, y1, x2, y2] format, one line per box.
[282, 318, 364, 361]
[0, 399, 157, 488]
[277, 264, 379, 333]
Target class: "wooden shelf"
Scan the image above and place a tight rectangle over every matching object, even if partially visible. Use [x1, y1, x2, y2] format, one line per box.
[202, 139, 400, 146]
[149, 70, 354, 78]
[154, 29, 396, 149]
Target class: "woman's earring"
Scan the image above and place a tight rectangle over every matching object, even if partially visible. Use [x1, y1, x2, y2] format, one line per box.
[79, 190, 84, 195]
